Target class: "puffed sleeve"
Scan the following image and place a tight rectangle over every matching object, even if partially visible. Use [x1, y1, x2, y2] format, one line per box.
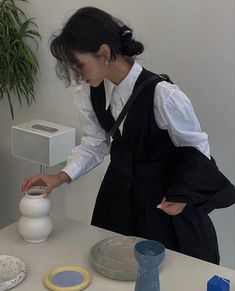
[154, 81, 210, 159]
[62, 84, 111, 181]
[154, 81, 235, 211]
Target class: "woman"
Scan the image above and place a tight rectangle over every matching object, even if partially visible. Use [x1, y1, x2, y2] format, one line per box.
[22, 6, 235, 264]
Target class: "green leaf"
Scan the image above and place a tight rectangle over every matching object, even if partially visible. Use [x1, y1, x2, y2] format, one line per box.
[0, 0, 41, 119]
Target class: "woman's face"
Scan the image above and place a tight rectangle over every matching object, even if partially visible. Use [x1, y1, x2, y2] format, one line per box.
[73, 51, 109, 87]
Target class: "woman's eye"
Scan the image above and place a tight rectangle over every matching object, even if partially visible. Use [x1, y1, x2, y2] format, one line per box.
[71, 62, 83, 71]
[76, 60, 84, 68]
[76, 63, 84, 69]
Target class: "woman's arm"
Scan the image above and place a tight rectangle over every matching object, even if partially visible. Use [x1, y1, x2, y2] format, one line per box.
[62, 84, 111, 181]
[154, 81, 210, 159]
[153, 81, 209, 214]
[22, 84, 110, 197]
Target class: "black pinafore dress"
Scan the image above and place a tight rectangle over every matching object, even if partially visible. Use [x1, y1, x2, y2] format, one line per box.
[90, 68, 219, 264]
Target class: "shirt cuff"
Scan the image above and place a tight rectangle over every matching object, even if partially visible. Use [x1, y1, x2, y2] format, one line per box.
[62, 161, 84, 182]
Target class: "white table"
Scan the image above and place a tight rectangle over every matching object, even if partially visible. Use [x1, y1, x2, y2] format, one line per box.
[0, 216, 234, 290]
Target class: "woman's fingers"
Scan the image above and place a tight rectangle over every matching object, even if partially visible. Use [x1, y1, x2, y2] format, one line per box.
[157, 200, 172, 210]
[161, 204, 184, 215]
[21, 173, 68, 197]
[21, 175, 47, 192]
[21, 176, 35, 192]
[157, 197, 173, 210]
[157, 197, 186, 215]
[21, 176, 32, 191]
[42, 190, 49, 198]
[43, 182, 55, 198]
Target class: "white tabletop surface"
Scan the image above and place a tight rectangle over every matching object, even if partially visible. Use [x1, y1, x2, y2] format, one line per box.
[0, 216, 234, 290]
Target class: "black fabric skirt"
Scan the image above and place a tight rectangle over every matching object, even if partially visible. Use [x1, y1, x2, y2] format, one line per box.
[91, 160, 220, 264]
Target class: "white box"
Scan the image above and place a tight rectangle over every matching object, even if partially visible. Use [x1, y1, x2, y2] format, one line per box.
[12, 119, 76, 166]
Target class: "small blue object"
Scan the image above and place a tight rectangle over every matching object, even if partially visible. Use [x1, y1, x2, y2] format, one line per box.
[207, 275, 230, 291]
[52, 271, 84, 287]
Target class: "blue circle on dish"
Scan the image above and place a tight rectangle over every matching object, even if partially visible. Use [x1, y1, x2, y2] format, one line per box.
[44, 266, 91, 291]
[52, 270, 84, 287]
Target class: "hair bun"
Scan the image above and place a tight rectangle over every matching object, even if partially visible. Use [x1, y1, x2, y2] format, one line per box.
[120, 25, 144, 57]
[120, 25, 133, 44]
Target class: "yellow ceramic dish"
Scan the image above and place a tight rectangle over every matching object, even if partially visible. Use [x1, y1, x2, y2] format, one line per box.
[44, 265, 91, 291]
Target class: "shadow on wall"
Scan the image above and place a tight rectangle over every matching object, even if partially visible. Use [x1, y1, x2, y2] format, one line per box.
[0, 214, 16, 229]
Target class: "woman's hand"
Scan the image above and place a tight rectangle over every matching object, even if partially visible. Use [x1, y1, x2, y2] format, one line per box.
[21, 171, 71, 198]
[157, 197, 186, 215]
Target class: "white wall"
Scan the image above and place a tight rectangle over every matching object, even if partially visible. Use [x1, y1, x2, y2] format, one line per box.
[0, 0, 234, 268]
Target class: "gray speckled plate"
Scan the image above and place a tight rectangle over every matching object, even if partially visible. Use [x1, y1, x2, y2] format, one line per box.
[0, 255, 26, 291]
[89, 236, 144, 281]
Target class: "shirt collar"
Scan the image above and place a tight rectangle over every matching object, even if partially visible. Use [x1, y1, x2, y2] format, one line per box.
[104, 62, 143, 109]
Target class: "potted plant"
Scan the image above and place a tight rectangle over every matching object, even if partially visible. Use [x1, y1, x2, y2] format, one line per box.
[0, 0, 41, 119]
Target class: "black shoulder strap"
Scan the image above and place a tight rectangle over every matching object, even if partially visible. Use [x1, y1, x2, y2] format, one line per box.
[110, 75, 162, 138]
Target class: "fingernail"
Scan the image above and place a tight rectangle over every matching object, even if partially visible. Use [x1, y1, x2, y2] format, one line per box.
[157, 204, 162, 209]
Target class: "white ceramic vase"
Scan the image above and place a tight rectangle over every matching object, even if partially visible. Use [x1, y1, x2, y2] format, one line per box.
[18, 188, 53, 243]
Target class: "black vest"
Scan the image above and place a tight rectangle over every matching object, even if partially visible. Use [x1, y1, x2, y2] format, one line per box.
[90, 69, 176, 179]
[90, 68, 220, 264]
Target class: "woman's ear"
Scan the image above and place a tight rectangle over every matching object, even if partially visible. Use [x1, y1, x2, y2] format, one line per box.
[98, 44, 111, 62]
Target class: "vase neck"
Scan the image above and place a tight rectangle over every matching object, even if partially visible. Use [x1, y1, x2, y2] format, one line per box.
[25, 189, 44, 199]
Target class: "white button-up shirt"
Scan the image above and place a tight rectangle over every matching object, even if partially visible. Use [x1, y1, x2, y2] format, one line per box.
[63, 62, 210, 181]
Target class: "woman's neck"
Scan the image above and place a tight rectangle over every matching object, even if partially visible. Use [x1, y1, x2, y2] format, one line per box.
[107, 56, 134, 85]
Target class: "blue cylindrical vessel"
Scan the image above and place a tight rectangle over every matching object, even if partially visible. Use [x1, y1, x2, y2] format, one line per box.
[134, 240, 165, 291]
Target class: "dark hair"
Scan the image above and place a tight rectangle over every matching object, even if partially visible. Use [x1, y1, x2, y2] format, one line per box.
[50, 6, 144, 86]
